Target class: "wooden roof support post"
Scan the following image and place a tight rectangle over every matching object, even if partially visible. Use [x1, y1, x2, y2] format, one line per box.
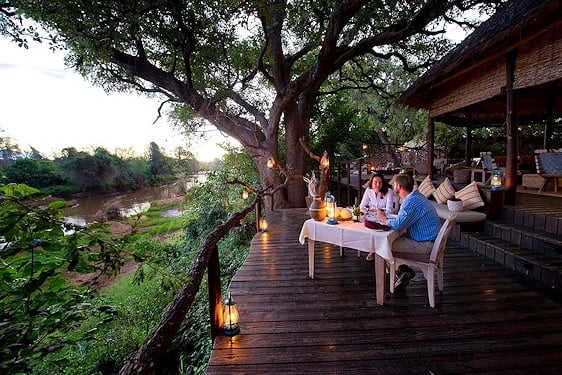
[427, 116, 435, 179]
[544, 86, 554, 149]
[465, 120, 473, 167]
[505, 50, 518, 205]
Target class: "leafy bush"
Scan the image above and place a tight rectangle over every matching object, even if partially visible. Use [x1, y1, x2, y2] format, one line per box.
[4, 146, 260, 374]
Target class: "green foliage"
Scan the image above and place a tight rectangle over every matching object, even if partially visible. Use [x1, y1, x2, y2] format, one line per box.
[0, 183, 122, 374]
[9, 0, 507, 210]
[2, 157, 66, 189]
[0, 140, 197, 197]
[14, 146, 259, 374]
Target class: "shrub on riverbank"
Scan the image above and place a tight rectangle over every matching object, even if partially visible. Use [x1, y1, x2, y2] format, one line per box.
[31, 147, 260, 374]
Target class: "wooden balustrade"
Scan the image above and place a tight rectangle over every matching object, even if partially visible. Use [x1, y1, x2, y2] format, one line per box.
[119, 197, 261, 375]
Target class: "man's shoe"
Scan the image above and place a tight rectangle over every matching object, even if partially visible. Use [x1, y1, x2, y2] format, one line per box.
[394, 266, 415, 291]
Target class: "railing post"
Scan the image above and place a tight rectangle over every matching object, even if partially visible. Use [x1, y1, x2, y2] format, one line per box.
[208, 244, 222, 341]
[256, 197, 262, 233]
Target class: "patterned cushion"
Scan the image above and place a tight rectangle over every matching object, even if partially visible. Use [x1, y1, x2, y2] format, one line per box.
[418, 176, 436, 198]
[433, 178, 455, 204]
[454, 181, 485, 211]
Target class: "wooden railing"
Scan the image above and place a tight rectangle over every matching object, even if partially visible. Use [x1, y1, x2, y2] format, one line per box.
[119, 196, 262, 375]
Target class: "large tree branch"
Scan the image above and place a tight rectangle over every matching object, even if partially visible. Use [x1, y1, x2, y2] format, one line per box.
[258, 1, 288, 87]
[225, 89, 269, 131]
[109, 48, 266, 149]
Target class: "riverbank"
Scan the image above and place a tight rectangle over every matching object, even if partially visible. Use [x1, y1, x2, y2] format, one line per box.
[65, 195, 185, 290]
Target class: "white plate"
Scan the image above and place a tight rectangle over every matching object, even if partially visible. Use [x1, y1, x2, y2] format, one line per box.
[365, 214, 378, 222]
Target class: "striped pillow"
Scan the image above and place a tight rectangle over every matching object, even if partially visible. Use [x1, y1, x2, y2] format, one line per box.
[418, 176, 436, 198]
[455, 181, 485, 211]
[433, 177, 455, 204]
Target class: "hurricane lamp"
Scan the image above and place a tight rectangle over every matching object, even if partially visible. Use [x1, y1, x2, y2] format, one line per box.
[490, 169, 503, 190]
[326, 197, 338, 225]
[320, 151, 330, 170]
[222, 293, 240, 337]
[266, 158, 274, 169]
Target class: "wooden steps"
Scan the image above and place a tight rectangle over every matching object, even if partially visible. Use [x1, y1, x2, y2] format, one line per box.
[459, 193, 562, 290]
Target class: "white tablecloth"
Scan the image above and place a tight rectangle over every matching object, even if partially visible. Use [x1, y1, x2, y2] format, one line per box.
[299, 218, 399, 261]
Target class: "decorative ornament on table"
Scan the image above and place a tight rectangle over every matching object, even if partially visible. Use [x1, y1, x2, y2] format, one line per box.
[304, 171, 326, 220]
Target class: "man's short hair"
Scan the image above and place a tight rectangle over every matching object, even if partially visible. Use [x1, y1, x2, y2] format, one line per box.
[394, 173, 414, 192]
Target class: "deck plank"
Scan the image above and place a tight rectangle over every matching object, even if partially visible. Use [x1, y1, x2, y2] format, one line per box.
[207, 207, 562, 374]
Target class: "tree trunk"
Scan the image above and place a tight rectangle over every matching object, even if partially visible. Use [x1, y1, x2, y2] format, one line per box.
[283, 102, 308, 208]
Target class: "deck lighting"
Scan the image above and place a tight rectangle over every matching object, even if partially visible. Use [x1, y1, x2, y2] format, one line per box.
[260, 218, 268, 232]
[266, 158, 275, 169]
[320, 151, 330, 170]
[491, 169, 503, 190]
[222, 293, 240, 337]
[326, 194, 338, 225]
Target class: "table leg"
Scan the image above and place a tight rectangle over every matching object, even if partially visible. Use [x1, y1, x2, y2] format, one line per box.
[375, 254, 385, 305]
[308, 239, 315, 279]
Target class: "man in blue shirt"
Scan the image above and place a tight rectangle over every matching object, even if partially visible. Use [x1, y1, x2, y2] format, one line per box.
[377, 173, 441, 290]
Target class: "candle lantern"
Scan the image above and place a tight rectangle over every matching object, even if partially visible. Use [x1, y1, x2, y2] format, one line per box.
[326, 194, 338, 225]
[266, 158, 275, 169]
[319, 151, 330, 170]
[242, 189, 249, 200]
[222, 293, 240, 337]
[490, 169, 503, 190]
[260, 218, 268, 232]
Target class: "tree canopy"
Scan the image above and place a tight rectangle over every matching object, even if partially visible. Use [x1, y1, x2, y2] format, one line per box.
[3, 0, 507, 208]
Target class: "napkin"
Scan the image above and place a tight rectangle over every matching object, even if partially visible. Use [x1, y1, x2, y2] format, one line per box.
[364, 220, 390, 231]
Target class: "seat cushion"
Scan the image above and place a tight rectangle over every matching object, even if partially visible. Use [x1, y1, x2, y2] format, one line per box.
[430, 201, 486, 223]
[455, 181, 485, 211]
[418, 175, 436, 198]
[433, 177, 455, 204]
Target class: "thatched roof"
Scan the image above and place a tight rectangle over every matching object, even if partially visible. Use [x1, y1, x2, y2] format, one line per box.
[399, 0, 562, 127]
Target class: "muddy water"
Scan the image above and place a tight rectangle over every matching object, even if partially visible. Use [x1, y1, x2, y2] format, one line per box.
[63, 184, 181, 225]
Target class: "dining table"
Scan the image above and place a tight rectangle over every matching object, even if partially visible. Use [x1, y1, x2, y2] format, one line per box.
[299, 216, 401, 305]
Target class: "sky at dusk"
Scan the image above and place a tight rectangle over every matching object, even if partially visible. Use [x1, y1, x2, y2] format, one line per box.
[0, 38, 232, 161]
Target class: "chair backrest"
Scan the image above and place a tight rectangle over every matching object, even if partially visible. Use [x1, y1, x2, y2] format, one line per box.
[482, 154, 496, 170]
[535, 149, 562, 174]
[429, 219, 454, 266]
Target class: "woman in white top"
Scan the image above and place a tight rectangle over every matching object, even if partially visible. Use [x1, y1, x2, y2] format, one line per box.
[360, 173, 395, 216]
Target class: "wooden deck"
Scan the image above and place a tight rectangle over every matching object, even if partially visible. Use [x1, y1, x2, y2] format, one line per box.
[207, 204, 562, 374]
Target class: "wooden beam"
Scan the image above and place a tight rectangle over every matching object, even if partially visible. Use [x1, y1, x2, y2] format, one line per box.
[208, 245, 222, 341]
[505, 50, 518, 205]
[465, 121, 472, 167]
[428, 116, 435, 179]
[544, 86, 555, 149]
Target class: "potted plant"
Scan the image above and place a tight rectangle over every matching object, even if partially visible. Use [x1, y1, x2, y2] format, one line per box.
[447, 197, 463, 213]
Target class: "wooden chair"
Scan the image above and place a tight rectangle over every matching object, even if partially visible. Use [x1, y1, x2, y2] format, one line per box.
[388, 218, 455, 307]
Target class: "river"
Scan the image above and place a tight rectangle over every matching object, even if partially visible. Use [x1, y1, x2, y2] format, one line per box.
[63, 174, 206, 226]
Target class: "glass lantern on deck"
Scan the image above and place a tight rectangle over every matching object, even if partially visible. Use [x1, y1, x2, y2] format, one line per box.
[490, 169, 503, 190]
[326, 193, 338, 225]
[222, 293, 240, 337]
